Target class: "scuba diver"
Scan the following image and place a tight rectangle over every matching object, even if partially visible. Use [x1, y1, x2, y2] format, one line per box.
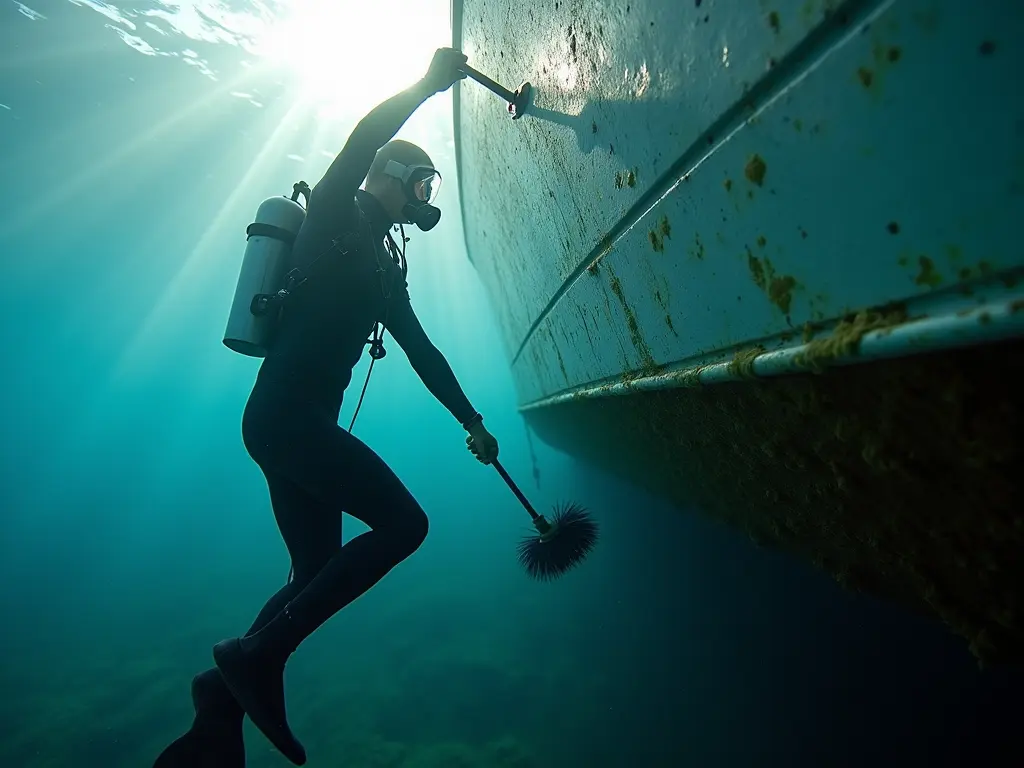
[154, 47, 499, 767]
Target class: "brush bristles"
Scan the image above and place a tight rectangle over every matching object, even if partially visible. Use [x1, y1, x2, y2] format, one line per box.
[517, 502, 598, 580]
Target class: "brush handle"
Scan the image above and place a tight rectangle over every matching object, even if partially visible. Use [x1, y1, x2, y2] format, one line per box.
[458, 64, 516, 103]
[491, 459, 541, 521]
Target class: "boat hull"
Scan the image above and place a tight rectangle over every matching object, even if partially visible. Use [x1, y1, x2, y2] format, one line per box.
[452, 0, 1024, 660]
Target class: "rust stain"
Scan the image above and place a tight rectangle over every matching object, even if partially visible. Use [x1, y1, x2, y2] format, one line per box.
[857, 29, 905, 96]
[757, 234, 767, 248]
[748, 249, 767, 291]
[748, 249, 800, 316]
[691, 232, 706, 260]
[745, 154, 768, 186]
[915, 255, 943, 288]
[723, 177, 733, 192]
[649, 215, 672, 253]
[608, 273, 657, 370]
[597, 277, 631, 368]
[770, 276, 797, 315]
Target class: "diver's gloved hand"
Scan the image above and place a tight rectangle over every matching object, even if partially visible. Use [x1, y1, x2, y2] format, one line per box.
[422, 47, 468, 94]
[466, 421, 499, 465]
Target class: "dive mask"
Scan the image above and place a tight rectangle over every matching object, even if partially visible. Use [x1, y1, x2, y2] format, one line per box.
[383, 160, 442, 231]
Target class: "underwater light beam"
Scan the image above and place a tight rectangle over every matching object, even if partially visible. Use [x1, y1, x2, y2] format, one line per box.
[0, 64, 269, 239]
[111, 98, 312, 377]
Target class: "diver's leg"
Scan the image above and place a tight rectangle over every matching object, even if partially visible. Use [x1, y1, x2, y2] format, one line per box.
[244, 472, 343, 635]
[198, 470, 337, 714]
[245, 421, 429, 659]
[214, 415, 426, 766]
[156, 471, 336, 768]
[214, 427, 346, 766]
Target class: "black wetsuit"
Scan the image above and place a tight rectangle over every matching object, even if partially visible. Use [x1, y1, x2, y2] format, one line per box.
[239, 88, 478, 650]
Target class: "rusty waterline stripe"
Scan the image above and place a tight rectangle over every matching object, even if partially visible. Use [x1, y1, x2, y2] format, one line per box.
[518, 297, 1024, 411]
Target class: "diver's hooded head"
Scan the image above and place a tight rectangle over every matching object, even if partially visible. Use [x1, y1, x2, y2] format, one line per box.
[364, 139, 442, 232]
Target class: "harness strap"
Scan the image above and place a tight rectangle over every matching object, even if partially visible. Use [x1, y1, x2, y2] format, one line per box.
[246, 222, 297, 243]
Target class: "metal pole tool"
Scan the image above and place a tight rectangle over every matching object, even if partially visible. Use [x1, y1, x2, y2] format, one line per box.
[458, 64, 532, 120]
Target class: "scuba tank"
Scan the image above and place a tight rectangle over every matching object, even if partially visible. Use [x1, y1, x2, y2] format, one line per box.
[222, 182, 310, 357]
[222, 180, 413, 441]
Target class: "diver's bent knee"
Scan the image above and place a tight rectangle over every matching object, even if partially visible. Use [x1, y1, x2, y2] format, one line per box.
[400, 508, 429, 555]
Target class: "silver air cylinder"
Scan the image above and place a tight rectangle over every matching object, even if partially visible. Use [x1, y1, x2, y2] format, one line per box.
[222, 194, 307, 357]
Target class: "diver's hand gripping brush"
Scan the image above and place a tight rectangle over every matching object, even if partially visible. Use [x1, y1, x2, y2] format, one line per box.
[490, 459, 598, 580]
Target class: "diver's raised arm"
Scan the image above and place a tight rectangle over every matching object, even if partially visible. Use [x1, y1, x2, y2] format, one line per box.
[311, 48, 467, 206]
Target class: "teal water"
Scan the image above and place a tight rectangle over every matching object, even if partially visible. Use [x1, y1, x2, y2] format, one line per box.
[1, 2, 1022, 767]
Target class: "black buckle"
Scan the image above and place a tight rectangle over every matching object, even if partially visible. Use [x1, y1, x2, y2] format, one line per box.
[250, 268, 308, 317]
[250, 288, 290, 316]
[250, 293, 275, 316]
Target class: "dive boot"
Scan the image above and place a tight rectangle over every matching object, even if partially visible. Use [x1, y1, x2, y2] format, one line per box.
[213, 637, 307, 766]
[153, 667, 245, 768]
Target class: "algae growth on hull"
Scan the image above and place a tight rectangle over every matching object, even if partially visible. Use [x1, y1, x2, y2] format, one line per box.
[525, 339, 1024, 665]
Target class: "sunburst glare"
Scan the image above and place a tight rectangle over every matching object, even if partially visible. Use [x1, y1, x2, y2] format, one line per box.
[254, 0, 452, 119]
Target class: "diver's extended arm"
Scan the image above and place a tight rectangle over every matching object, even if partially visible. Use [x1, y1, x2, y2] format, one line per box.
[311, 48, 467, 206]
[387, 295, 478, 427]
[311, 79, 434, 205]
